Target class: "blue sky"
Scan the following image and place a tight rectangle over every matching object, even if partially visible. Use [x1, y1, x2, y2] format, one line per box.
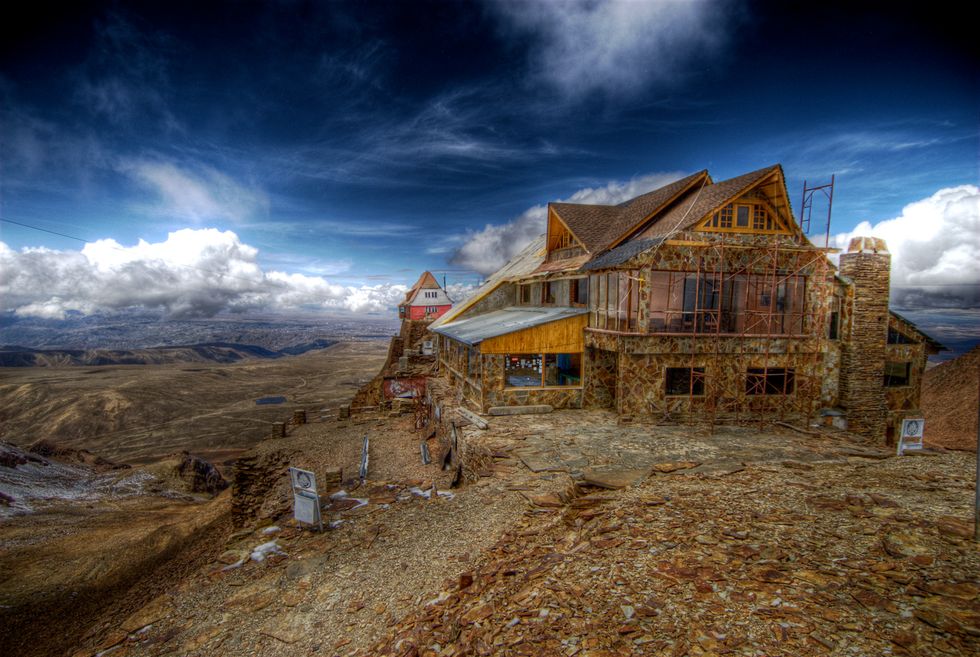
[0, 1, 977, 345]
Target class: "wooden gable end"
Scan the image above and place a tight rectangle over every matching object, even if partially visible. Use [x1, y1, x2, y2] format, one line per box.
[546, 207, 586, 259]
[694, 170, 799, 237]
[479, 314, 587, 354]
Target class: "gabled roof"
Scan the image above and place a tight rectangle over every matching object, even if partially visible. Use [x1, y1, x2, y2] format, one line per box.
[550, 170, 709, 254]
[428, 235, 546, 329]
[637, 165, 783, 240]
[431, 306, 588, 346]
[402, 271, 445, 306]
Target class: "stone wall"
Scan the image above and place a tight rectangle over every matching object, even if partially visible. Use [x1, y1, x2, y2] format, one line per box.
[839, 243, 890, 440]
[583, 346, 617, 408]
[231, 450, 291, 527]
[884, 341, 929, 442]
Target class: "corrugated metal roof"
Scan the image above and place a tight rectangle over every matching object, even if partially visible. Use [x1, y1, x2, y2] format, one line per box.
[429, 235, 547, 329]
[431, 306, 588, 346]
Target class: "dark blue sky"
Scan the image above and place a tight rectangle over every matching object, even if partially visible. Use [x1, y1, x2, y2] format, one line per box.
[1, 1, 977, 332]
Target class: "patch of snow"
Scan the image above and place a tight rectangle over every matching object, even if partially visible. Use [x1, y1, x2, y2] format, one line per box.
[425, 591, 451, 606]
[328, 520, 344, 529]
[261, 525, 281, 535]
[329, 490, 348, 500]
[250, 540, 286, 562]
[349, 497, 369, 510]
[409, 487, 432, 499]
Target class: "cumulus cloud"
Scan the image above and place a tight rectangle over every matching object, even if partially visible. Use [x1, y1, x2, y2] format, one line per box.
[0, 229, 408, 319]
[487, 0, 728, 98]
[831, 185, 980, 309]
[451, 171, 687, 275]
[123, 159, 269, 224]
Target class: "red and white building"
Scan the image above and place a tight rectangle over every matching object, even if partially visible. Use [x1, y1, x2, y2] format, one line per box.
[398, 271, 453, 321]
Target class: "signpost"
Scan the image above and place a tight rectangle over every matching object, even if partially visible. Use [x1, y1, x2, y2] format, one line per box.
[896, 418, 925, 456]
[288, 467, 322, 532]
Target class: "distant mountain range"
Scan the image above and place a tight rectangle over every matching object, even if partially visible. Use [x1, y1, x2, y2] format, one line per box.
[0, 340, 338, 367]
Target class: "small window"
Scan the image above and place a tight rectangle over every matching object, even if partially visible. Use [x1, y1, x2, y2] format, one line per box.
[520, 284, 531, 305]
[666, 367, 705, 396]
[753, 206, 767, 230]
[542, 281, 556, 305]
[570, 278, 588, 306]
[719, 205, 733, 228]
[829, 311, 840, 340]
[736, 205, 750, 228]
[887, 327, 915, 344]
[884, 361, 910, 387]
[746, 368, 794, 395]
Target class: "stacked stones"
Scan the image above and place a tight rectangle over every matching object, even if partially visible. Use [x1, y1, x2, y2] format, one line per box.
[839, 236, 890, 441]
[230, 451, 290, 526]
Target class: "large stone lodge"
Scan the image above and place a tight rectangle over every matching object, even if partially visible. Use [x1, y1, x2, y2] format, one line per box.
[429, 164, 942, 442]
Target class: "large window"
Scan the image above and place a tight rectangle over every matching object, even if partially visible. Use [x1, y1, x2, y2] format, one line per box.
[504, 353, 582, 387]
[647, 270, 805, 335]
[520, 284, 532, 305]
[746, 368, 795, 395]
[665, 367, 705, 396]
[588, 271, 639, 331]
[884, 361, 910, 387]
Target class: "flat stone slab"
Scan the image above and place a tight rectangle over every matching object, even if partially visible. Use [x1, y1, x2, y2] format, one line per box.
[515, 449, 568, 473]
[685, 461, 746, 477]
[651, 461, 700, 473]
[581, 466, 652, 490]
[488, 405, 554, 416]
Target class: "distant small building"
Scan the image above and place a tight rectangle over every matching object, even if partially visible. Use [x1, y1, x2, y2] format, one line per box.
[398, 271, 453, 321]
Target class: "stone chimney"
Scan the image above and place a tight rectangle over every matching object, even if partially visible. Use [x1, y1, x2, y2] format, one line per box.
[838, 236, 890, 440]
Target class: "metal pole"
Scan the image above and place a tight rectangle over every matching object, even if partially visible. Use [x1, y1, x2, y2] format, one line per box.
[824, 174, 835, 249]
[974, 363, 979, 543]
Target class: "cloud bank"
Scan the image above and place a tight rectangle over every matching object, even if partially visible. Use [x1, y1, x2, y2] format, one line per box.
[451, 171, 687, 275]
[488, 0, 728, 98]
[831, 185, 980, 309]
[0, 229, 408, 319]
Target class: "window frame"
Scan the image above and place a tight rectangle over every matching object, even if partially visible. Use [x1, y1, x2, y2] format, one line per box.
[665, 367, 706, 397]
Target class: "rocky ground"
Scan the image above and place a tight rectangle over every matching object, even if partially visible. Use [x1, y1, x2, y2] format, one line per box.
[923, 345, 979, 451]
[62, 409, 980, 657]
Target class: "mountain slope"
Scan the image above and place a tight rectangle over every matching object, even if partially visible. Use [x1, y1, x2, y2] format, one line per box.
[922, 345, 979, 451]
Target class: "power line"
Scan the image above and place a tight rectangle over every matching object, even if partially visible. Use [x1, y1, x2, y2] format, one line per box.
[0, 215, 274, 286]
[0, 216, 95, 244]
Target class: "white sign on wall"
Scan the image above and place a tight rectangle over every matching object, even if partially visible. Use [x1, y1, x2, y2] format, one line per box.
[897, 418, 925, 455]
[288, 467, 322, 530]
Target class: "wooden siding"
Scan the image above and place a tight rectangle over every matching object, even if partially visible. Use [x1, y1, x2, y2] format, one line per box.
[480, 314, 588, 354]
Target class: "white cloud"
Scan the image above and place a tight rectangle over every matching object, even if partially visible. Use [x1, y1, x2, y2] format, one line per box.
[0, 229, 408, 319]
[451, 171, 687, 275]
[488, 0, 728, 98]
[122, 159, 269, 224]
[831, 185, 980, 309]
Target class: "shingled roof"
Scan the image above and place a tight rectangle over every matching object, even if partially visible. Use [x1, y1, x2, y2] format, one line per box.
[550, 170, 709, 253]
[637, 165, 783, 240]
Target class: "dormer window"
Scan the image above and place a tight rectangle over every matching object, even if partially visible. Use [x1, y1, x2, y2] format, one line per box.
[704, 201, 787, 234]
